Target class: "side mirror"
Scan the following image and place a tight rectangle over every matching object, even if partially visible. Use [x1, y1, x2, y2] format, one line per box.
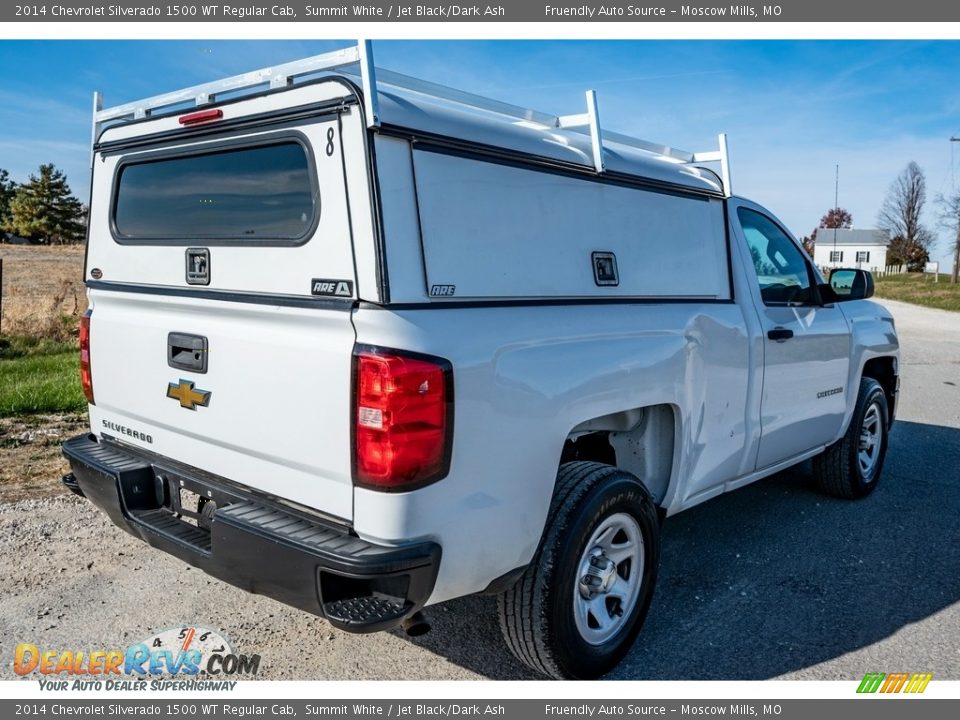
[829, 268, 875, 301]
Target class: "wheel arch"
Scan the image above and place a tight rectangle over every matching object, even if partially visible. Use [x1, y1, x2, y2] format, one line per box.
[560, 404, 679, 508]
[861, 355, 898, 425]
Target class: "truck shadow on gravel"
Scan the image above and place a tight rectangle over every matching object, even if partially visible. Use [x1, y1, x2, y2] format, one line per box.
[398, 420, 960, 679]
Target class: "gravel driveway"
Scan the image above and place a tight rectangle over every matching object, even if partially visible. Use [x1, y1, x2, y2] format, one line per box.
[2, 298, 958, 681]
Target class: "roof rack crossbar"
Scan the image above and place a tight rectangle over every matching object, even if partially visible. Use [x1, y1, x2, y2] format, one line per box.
[692, 134, 731, 197]
[557, 90, 603, 173]
[92, 40, 732, 195]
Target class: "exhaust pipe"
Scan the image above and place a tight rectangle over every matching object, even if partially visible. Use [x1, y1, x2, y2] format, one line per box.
[401, 611, 431, 637]
[61, 473, 85, 498]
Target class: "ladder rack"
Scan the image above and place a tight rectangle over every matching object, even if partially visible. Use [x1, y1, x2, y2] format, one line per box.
[92, 40, 732, 197]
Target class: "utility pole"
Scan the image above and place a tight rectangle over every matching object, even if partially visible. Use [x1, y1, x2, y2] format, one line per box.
[951, 137, 960, 284]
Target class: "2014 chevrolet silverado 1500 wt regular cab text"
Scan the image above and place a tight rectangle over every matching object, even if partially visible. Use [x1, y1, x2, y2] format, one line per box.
[62, 42, 900, 679]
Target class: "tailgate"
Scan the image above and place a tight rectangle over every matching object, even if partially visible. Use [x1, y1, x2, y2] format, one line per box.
[86, 291, 355, 521]
[84, 89, 365, 522]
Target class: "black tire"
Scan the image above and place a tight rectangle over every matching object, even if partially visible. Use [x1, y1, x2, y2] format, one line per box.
[812, 377, 889, 499]
[497, 461, 660, 679]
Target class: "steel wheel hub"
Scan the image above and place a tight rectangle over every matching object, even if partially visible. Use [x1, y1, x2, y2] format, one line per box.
[858, 401, 883, 480]
[574, 512, 644, 646]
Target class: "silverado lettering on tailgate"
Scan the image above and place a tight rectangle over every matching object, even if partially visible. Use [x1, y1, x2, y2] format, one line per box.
[102, 419, 154, 444]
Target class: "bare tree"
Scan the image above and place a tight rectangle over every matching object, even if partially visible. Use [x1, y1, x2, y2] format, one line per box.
[936, 191, 960, 284]
[878, 162, 935, 254]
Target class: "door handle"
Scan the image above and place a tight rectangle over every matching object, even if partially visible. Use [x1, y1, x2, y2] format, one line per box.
[767, 327, 794, 342]
[168, 332, 208, 373]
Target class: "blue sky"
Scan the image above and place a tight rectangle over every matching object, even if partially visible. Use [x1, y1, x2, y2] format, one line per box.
[1, 40, 959, 267]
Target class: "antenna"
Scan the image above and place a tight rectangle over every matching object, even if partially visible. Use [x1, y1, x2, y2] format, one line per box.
[833, 163, 839, 254]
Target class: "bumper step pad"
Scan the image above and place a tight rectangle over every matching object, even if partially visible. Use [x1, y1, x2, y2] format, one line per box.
[324, 596, 410, 627]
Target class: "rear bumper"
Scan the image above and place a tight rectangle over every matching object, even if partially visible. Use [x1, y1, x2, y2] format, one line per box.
[62, 434, 440, 633]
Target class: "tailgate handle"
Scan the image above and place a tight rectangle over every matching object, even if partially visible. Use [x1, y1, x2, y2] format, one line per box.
[168, 333, 208, 374]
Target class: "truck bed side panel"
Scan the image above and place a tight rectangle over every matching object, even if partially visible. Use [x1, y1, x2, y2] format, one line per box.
[351, 302, 750, 603]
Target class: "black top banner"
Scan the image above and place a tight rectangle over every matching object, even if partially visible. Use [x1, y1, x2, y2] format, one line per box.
[5, 0, 960, 22]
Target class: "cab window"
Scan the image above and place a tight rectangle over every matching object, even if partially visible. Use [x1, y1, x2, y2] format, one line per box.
[737, 208, 814, 305]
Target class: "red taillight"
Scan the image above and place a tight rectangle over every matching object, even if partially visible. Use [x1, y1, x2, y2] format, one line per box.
[79, 310, 94, 405]
[178, 108, 223, 126]
[353, 348, 452, 491]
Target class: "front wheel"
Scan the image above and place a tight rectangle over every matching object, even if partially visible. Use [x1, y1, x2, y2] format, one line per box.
[498, 462, 661, 679]
[813, 377, 890, 499]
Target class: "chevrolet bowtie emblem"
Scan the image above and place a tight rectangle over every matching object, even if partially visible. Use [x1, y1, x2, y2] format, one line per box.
[166, 379, 211, 411]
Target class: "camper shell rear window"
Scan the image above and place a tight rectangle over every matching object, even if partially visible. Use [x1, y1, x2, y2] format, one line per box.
[111, 135, 318, 245]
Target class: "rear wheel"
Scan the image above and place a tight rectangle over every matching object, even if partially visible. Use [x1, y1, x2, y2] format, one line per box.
[813, 377, 889, 499]
[498, 462, 660, 679]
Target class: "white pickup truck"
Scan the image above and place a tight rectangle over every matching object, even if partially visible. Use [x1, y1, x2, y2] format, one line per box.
[63, 43, 899, 679]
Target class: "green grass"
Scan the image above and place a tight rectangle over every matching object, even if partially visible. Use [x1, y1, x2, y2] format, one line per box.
[0, 334, 75, 360]
[0, 335, 85, 417]
[874, 272, 960, 312]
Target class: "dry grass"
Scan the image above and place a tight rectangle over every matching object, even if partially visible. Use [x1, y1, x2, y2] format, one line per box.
[0, 413, 87, 502]
[874, 272, 960, 312]
[0, 244, 86, 340]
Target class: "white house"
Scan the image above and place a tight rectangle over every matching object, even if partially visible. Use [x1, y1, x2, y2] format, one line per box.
[812, 228, 890, 273]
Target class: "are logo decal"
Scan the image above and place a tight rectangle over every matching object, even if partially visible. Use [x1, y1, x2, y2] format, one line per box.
[311, 279, 353, 297]
[430, 285, 456, 297]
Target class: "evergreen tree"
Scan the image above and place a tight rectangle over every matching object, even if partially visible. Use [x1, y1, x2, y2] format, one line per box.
[0, 168, 16, 228]
[7, 164, 85, 244]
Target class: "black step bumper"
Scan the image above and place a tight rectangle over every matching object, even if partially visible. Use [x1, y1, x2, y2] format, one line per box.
[62, 434, 440, 633]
